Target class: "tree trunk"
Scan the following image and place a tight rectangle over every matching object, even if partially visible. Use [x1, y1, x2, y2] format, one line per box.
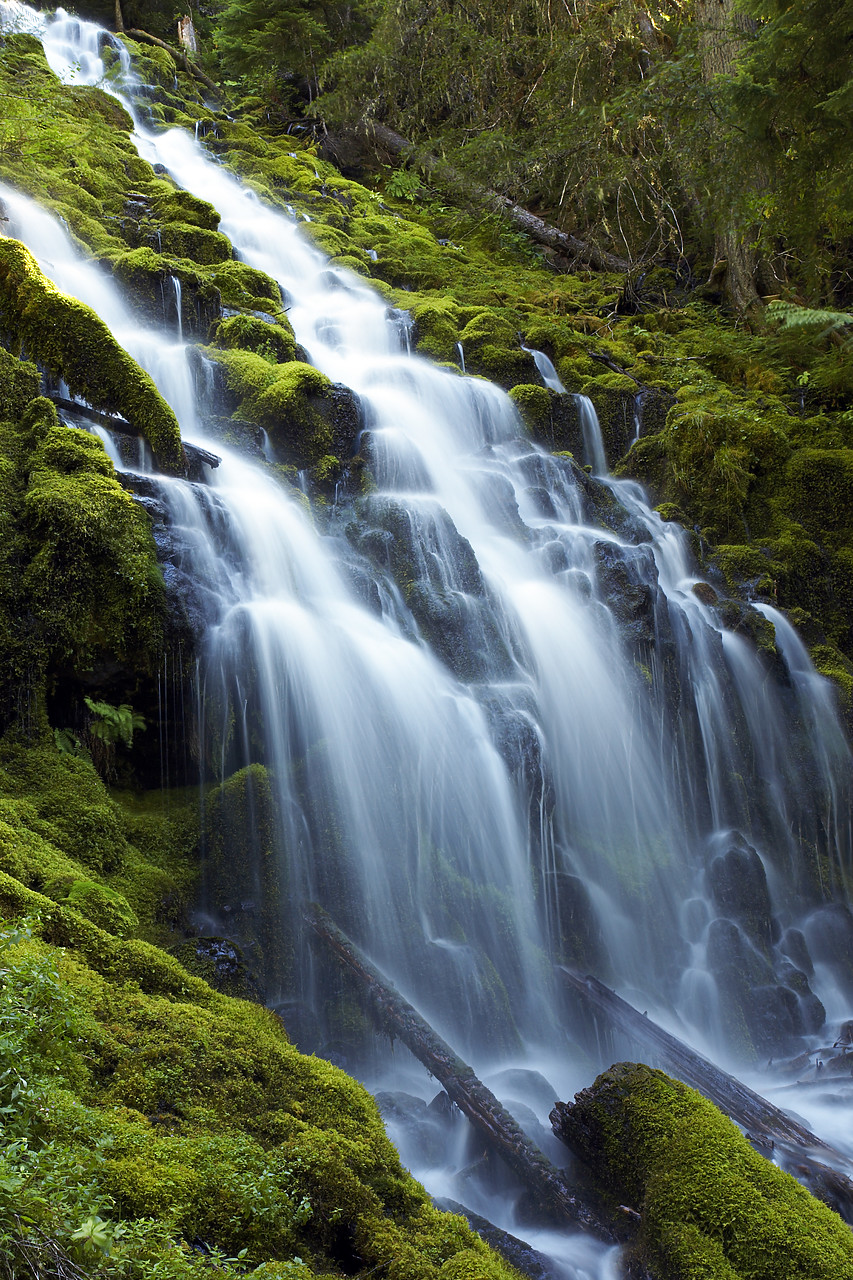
[303, 904, 619, 1240]
[358, 121, 630, 275]
[693, 0, 764, 322]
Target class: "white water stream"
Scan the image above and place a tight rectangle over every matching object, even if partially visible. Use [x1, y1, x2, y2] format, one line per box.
[3, 5, 853, 1273]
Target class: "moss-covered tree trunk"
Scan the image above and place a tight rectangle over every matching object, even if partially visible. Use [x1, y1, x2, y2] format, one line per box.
[695, 0, 764, 324]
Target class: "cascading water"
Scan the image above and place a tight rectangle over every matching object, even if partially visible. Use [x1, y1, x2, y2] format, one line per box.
[3, 4, 853, 1271]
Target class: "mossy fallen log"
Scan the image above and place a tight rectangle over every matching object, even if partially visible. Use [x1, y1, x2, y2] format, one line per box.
[304, 902, 616, 1240]
[0, 239, 184, 473]
[558, 968, 853, 1221]
[359, 121, 631, 275]
[551, 1062, 853, 1280]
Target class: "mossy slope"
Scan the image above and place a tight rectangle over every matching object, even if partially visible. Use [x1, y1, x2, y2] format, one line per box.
[0, 738, 518, 1280]
[0, 353, 165, 735]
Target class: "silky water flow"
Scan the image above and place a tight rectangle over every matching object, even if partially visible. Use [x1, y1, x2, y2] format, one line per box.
[3, 5, 853, 1273]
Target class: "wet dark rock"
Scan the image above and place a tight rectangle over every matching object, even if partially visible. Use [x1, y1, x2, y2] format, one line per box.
[478, 472, 527, 536]
[707, 917, 774, 989]
[485, 1068, 560, 1116]
[777, 960, 826, 1034]
[682, 896, 710, 942]
[407, 582, 515, 681]
[171, 936, 262, 1001]
[339, 562, 383, 614]
[540, 539, 569, 574]
[374, 1091, 456, 1166]
[360, 495, 484, 596]
[707, 837, 774, 951]
[779, 927, 815, 978]
[750, 984, 808, 1053]
[434, 1197, 562, 1280]
[553, 872, 607, 975]
[804, 903, 853, 1000]
[524, 486, 559, 519]
[482, 698, 552, 818]
[593, 541, 658, 648]
[576, 469, 652, 544]
[328, 382, 362, 459]
[707, 918, 809, 1056]
[427, 1089, 455, 1120]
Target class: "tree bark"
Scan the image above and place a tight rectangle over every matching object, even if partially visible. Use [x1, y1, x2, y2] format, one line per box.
[358, 121, 630, 275]
[303, 904, 618, 1241]
[557, 969, 853, 1222]
[693, 0, 763, 322]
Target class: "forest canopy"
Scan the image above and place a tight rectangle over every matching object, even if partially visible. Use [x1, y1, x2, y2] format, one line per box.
[169, 0, 853, 318]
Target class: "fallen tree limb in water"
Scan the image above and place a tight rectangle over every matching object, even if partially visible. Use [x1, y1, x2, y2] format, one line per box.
[357, 121, 631, 276]
[557, 968, 853, 1222]
[303, 903, 617, 1241]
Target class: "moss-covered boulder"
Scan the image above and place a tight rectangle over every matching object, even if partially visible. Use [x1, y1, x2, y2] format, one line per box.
[551, 1062, 853, 1280]
[203, 347, 360, 470]
[0, 240, 183, 471]
[0, 384, 166, 734]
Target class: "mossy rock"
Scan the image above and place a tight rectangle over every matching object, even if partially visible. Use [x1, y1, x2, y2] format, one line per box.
[57, 876, 139, 936]
[552, 1062, 853, 1279]
[581, 374, 638, 462]
[111, 247, 222, 338]
[210, 312, 297, 364]
[0, 241, 183, 471]
[509, 383, 583, 453]
[204, 349, 358, 469]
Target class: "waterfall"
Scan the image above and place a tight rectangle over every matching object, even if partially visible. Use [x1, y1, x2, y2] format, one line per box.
[3, 1, 853, 1264]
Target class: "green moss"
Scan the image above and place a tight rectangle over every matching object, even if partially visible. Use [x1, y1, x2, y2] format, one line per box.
[210, 313, 297, 364]
[558, 1063, 853, 1279]
[206, 349, 336, 469]
[208, 260, 284, 312]
[59, 877, 139, 936]
[713, 544, 775, 595]
[0, 384, 165, 732]
[0, 241, 183, 471]
[0, 875, 520, 1280]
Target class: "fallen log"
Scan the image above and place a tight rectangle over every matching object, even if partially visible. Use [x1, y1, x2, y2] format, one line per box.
[125, 27, 218, 95]
[53, 396, 221, 476]
[303, 904, 616, 1240]
[358, 121, 630, 276]
[557, 968, 853, 1222]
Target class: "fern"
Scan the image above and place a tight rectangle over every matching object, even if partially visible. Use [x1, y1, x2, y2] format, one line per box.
[767, 300, 852, 340]
[83, 698, 145, 750]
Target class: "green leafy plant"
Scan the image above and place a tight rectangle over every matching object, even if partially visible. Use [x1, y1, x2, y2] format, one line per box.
[384, 167, 423, 202]
[83, 699, 146, 750]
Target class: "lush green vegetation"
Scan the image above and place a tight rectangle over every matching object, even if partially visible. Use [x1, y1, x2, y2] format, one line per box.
[0, 7, 850, 1279]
